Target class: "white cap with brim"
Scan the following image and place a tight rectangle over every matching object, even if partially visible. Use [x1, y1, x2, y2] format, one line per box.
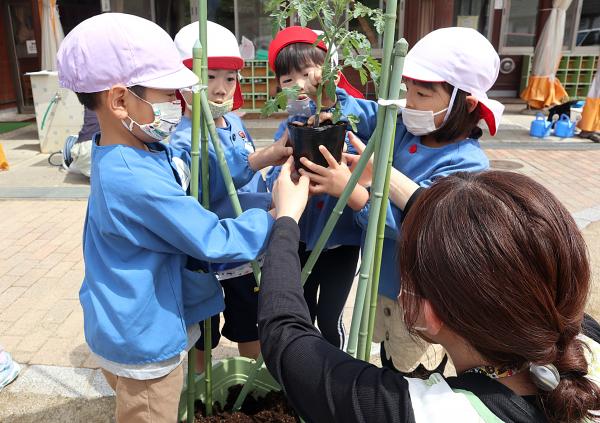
[57, 13, 199, 93]
[402, 27, 504, 136]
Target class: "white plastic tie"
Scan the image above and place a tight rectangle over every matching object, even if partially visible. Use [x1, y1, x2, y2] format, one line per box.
[378, 98, 406, 108]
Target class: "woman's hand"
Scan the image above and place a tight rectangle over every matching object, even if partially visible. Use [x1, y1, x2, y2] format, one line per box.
[298, 145, 369, 211]
[343, 132, 373, 188]
[272, 156, 309, 222]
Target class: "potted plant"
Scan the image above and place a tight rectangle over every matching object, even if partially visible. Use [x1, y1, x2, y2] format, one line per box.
[262, 0, 383, 169]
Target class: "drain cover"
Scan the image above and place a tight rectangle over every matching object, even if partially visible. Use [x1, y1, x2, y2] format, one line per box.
[489, 159, 524, 170]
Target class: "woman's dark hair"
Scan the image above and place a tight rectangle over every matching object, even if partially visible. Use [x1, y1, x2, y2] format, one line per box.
[399, 170, 600, 422]
[75, 85, 146, 111]
[274, 43, 326, 80]
[408, 80, 483, 142]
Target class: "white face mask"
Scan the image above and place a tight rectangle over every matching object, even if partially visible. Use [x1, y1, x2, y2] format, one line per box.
[179, 88, 193, 112]
[208, 99, 233, 119]
[122, 90, 182, 141]
[401, 86, 458, 136]
[286, 97, 312, 117]
[401, 107, 448, 136]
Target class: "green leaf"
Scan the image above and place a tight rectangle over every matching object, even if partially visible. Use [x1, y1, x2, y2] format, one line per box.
[371, 9, 385, 34]
[332, 103, 342, 124]
[261, 97, 280, 117]
[347, 114, 359, 133]
[352, 2, 372, 19]
[325, 80, 336, 105]
[358, 68, 368, 85]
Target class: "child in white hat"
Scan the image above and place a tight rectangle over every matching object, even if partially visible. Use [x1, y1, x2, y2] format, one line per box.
[299, 27, 504, 376]
[172, 21, 292, 372]
[57, 13, 305, 422]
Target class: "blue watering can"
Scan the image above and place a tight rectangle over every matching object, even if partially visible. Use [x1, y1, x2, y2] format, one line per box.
[530, 112, 552, 138]
[554, 114, 577, 138]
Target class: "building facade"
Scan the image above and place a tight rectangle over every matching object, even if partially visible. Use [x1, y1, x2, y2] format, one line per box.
[1, 0, 599, 113]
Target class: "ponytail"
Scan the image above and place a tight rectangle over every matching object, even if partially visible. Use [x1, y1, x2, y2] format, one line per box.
[539, 337, 600, 422]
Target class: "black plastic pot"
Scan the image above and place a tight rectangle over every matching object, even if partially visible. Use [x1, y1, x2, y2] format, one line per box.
[287, 121, 346, 170]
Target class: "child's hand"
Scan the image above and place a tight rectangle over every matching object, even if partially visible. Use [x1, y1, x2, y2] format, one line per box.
[343, 133, 373, 188]
[272, 156, 309, 222]
[299, 145, 351, 198]
[306, 69, 337, 109]
[249, 130, 293, 171]
[298, 144, 369, 211]
[307, 112, 333, 127]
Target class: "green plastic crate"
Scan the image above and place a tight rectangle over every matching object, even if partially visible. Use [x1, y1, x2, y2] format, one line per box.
[178, 357, 281, 422]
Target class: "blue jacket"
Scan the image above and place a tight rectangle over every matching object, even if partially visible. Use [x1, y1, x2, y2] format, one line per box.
[170, 113, 271, 272]
[265, 88, 376, 250]
[81, 135, 274, 365]
[170, 114, 272, 215]
[345, 96, 489, 299]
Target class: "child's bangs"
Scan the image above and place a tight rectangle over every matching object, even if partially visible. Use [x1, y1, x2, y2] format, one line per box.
[274, 43, 326, 78]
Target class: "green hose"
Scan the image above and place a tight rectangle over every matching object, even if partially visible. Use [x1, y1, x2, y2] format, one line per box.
[40, 93, 60, 131]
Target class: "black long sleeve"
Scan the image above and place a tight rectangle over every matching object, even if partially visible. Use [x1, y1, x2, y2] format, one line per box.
[258, 217, 415, 423]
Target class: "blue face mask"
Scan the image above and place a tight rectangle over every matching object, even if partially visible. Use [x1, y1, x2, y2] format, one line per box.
[286, 97, 312, 118]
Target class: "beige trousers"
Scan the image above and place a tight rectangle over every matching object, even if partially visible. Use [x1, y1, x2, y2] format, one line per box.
[102, 364, 183, 423]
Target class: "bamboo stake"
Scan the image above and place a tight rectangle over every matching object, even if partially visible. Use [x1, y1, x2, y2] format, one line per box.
[356, 262, 373, 361]
[363, 66, 405, 358]
[196, 1, 214, 415]
[346, 39, 404, 359]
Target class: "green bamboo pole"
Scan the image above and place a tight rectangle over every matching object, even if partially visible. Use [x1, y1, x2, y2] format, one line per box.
[346, 40, 405, 359]
[186, 34, 205, 423]
[299, 0, 398, 286]
[363, 41, 408, 360]
[232, 355, 264, 411]
[196, 1, 214, 416]
[356, 262, 373, 361]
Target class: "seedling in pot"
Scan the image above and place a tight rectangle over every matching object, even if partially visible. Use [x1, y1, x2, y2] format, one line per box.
[262, 0, 383, 168]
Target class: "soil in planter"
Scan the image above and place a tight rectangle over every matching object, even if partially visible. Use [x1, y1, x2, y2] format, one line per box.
[193, 384, 299, 423]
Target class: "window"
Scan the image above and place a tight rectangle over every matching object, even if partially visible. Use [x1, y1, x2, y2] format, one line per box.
[501, 0, 539, 51]
[575, 0, 600, 48]
[237, 0, 273, 51]
[453, 0, 492, 39]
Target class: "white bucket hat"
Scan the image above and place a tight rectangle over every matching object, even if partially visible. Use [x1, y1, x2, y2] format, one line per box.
[174, 21, 244, 109]
[403, 27, 504, 135]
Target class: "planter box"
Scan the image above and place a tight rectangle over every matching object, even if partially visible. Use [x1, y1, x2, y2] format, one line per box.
[26, 71, 84, 153]
[178, 357, 280, 422]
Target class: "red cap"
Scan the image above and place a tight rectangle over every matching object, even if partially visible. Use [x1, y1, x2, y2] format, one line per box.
[268, 26, 364, 99]
[182, 58, 244, 111]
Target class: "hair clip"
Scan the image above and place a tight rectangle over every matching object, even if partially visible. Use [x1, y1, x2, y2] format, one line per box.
[529, 363, 560, 391]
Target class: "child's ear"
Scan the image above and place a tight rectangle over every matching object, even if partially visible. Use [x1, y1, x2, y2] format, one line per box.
[106, 85, 130, 120]
[334, 72, 341, 86]
[465, 95, 479, 113]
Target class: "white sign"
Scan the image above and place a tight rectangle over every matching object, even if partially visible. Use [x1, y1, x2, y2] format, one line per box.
[101, 0, 111, 12]
[494, 0, 503, 10]
[26, 40, 37, 55]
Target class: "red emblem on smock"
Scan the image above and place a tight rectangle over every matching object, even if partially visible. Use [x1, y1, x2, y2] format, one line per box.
[409, 144, 417, 154]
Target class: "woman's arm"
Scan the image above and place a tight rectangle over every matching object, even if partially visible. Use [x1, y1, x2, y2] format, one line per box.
[258, 216, 415, 423]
